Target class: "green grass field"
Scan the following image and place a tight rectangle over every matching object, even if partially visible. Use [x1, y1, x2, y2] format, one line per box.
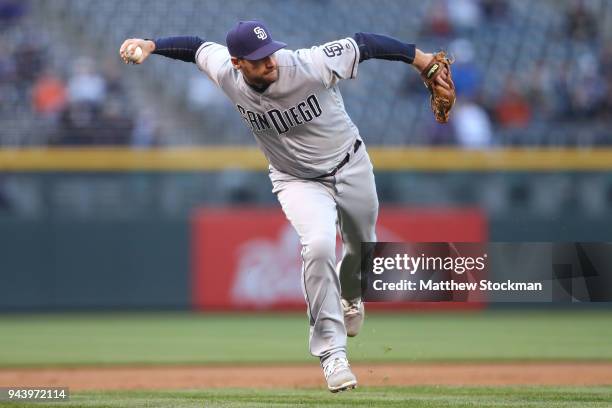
[2, 387, 612, 408]
[1, 310, 611, 407]
[0, 310, 611, 366]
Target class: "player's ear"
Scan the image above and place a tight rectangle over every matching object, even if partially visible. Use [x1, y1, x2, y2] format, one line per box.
[231, 57, 241, 70]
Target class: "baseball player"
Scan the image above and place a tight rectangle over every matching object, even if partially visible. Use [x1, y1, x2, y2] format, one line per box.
[120, 21, 453, 393]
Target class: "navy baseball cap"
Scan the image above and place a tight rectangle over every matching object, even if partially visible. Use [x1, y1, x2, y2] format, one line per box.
[226, 20, 286, 60]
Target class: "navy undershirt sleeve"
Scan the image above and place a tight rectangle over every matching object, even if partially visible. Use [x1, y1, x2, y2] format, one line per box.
[152, 36, 205, 63]
[353, 32, 415, 64]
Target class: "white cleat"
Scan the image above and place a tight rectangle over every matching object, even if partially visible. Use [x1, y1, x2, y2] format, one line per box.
[342, 297, 364, 337]
[323, 357, 357, 393]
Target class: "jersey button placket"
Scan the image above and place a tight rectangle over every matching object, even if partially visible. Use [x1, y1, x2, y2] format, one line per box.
[260, 96, 271, 112]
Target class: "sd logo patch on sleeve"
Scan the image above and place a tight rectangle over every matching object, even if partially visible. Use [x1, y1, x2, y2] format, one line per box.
[323, 42, 344, 57]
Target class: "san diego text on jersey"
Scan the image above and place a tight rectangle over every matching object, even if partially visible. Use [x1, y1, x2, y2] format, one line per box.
[236, 93, 322, 134]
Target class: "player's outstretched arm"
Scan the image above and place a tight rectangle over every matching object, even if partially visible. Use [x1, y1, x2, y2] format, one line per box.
[119, 36, 205, 65]
[119, 39, 156, 64]
[353, 32, 455, 122]
[353, 32, 450, 90]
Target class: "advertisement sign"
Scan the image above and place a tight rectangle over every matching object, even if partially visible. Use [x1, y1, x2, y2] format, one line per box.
[191, 208, 486, 310]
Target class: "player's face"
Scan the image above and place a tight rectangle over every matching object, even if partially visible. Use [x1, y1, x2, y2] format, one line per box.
[233, 55, 279, 88]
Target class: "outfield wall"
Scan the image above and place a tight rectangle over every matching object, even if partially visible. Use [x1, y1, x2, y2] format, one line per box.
[2, 212, 611, 311]
[1, 148, 611, 311]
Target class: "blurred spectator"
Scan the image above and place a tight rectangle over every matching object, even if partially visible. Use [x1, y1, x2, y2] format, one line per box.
[527, 58, 556, 120]
[101, 57, 125, 99]
[423, 1, 452, 38]
[602, 82, 612, 121]
[67, 57, 107, 108]
[92, 99, 133, 145]
[568, 52, 604, 119]
[52, 100, 134, 146]
[494, 80, 532, 128]
[0, 40, 16, 84]
[32, 69, 67, 118]
[479, 0, 509, 22]
[0, 38, 17, 115]
[601, 50, 612, 120]
[601, 45, 612, 79]
[448, 38, 480, 100]
[0, 0, 27, 27]
[14, 37, 44, 84]
[565, 0, 598, 42]
[552, 52, 605, 120]
[453, 100, 493, 148]
[425, 117, 455, 145]
[447, 0, 481, 34]
[131, 108, 161, 147]
[552, 64, 573, 119]
[52, 103, 97, 145]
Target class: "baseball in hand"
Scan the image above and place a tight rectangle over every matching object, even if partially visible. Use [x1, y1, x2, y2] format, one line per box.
[126, 44, 143, 62]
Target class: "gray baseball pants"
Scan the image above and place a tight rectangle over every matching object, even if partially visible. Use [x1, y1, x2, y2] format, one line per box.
[269, 142, 379, 365]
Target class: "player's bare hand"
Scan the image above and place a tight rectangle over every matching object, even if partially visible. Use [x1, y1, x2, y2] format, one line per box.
[119, 39, 155, 65]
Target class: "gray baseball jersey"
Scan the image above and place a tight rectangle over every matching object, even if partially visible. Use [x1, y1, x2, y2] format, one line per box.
[195, 37, 361, 178]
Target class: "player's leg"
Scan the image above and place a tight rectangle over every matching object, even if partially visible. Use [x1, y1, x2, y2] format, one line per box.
[273, 175, 357, 391]
[334, 148, 379, 335]
[271, 174, 348, 365]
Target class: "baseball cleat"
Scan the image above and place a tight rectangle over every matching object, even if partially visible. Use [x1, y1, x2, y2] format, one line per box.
[342, 297, 364, 337]
[323, 357, 358, 393]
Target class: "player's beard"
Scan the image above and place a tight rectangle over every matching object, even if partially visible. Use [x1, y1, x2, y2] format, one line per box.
[244, 68, 278, 91]
[257, 68, 278, 86]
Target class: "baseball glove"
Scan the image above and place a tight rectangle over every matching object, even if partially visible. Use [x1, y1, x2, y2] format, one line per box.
[421, 51, 456, 124]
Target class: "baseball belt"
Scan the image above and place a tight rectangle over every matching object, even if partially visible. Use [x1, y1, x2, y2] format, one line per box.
[316, 139, 362, 179]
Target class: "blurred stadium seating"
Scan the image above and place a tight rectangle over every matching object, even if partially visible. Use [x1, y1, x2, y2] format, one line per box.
[0, 0, 611, 222]
[1, 0, 611, 146]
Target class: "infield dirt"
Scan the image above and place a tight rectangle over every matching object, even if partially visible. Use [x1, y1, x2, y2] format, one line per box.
[2, 362, 611, 390]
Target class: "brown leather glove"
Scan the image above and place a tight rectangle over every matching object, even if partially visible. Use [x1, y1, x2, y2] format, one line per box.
[421, 51, 456, 124]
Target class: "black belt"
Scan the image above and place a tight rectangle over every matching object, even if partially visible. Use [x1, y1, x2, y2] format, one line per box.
[316, 139, 362, 179]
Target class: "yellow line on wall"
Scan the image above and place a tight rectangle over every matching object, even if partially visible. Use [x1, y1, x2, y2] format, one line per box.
[0, 147, 266, 171]
[368, 148, 612, 171]
[0, 147, 611, 171]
